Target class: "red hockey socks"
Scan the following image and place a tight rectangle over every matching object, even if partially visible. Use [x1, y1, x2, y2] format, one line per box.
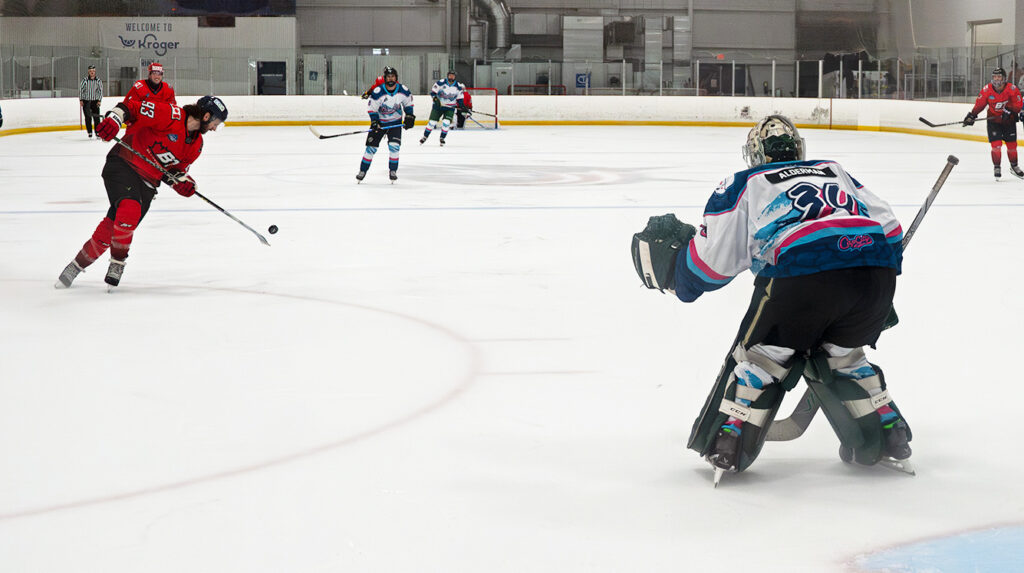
[74, 217, 114, 268]
[1008, 141, 1018, 165]
[110, 199, 142, 261]
[991, 141, 1004, 165]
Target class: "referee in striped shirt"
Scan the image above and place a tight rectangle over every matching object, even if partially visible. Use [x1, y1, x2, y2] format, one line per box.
[80, 65, 103, 138]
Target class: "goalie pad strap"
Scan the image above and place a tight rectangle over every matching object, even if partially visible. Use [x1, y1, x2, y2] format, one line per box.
[719, 398, 772, 427]
[734, 384, 764, 402]
[732, 345, 790, 380]
[843, 389, 892, 418]
[825, 347, 867, 370]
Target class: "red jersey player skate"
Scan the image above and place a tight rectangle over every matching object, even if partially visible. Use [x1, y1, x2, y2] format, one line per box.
[963, 67, 1024, 180]
[55, 95, 228, 290]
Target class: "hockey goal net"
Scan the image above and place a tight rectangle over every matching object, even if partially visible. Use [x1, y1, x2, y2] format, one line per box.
[464, 87, 499, 129]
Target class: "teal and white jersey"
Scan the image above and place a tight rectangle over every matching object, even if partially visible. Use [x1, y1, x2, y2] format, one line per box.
[367, 83, 414, 129]
[430, 79, 465, 109]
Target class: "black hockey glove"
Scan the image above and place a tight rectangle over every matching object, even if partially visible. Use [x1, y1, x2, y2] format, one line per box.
[360, 91, 370, 100]
[1004, 108, 1018, 122]
[962, 113, 976, 127]
[370, 118, 381, 132]
[403, 113, 416, 130]
[631, 213, 696, 293]
[432, 96, 441, 109]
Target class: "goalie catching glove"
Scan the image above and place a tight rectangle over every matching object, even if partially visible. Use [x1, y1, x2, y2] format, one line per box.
[631, 213, 696, 293]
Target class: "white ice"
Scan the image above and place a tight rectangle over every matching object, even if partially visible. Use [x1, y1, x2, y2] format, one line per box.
[2, 124, 1023, 572]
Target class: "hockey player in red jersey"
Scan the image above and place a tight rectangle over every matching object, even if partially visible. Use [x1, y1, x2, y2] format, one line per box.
[55, 95, 228, 290]
[963, 67, 1024, 180]
[456, 90, 473, 129]
[360, 69, 387, 99]
[124, 62, 177, 108]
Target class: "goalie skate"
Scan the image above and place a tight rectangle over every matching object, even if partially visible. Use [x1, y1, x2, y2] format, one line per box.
[840, 445, 916, 476]
[706, 428, 740, 488]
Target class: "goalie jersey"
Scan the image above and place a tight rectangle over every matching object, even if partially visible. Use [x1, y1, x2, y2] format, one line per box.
[674, 159, 904, 302]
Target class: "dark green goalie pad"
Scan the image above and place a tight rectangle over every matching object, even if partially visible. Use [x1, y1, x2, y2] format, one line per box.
[802, 351, 912, 465]
[687, 351, 806, 472]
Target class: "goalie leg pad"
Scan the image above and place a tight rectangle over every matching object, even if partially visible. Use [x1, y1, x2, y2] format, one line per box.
[687, 343, 803, 472]
[802, 347, 911, 466]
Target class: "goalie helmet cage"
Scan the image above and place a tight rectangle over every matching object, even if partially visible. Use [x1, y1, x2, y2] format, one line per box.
[464, 87, 499, 129]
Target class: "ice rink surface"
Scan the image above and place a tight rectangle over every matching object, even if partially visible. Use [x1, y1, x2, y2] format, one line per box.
[2, 123, 1023, 572]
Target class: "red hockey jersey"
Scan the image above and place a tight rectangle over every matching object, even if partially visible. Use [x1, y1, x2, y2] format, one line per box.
[971, 82, 1023, 124]
[123, 79, 177, 108]
[108, 99, 203, 186]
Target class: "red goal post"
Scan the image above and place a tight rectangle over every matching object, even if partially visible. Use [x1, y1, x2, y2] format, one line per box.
[464, 87, 499, 129]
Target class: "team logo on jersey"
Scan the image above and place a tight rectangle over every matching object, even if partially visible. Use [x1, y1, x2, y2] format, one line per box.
[785, 181, 858, 220]
[149, 142, 178, 166]
[168, 134, 178, 142]
[838, 234, 874, 251]
[765, 166, 836, 183]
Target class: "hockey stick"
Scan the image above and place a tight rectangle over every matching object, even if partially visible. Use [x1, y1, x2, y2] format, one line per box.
[308, 125, 370, 139]
[111, 136, 271, 247]
[766, 154, 959, 441]
[467, 115, 489, 129]
[468, 109, 499, 119]
[919, 116, 1001, 128]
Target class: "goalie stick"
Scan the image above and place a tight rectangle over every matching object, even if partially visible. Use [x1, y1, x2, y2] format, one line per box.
[308, 125, 370, 139]
[112, 136, 271, 247]
[919, 116, 1001, 128]
[765, 154, 959, 441]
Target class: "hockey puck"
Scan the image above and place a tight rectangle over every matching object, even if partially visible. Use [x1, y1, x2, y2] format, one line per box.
[268, 225, 278, 234]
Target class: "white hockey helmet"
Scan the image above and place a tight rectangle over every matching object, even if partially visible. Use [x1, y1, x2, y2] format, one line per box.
[742, 114, 805, 168]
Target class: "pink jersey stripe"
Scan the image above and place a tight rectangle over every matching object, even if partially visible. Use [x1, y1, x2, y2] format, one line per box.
[688, 241, 731, 281]
[778, 217, 880, 250]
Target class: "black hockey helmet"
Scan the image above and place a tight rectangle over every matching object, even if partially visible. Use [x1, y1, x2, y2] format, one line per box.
[197, 95, 228, 123]
[993, 67, 1007, 88]
[383, 66, 398, 82]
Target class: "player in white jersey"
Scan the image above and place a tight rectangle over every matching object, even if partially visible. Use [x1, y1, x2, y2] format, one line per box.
[419, 70, 466, 146]
[358, 66, 415, 183]
[630, 115, 914, 486]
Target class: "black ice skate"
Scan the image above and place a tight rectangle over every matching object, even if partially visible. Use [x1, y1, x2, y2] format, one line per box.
[356, 171, 366, 182]
[55, 260, 84, 289]
[389, 170, 398, 183]
[706, 427, 741, 488]
[1011, 164, 1024, 179]
[439, 136, 446, 147]
[104, 258, 125, 289]
[994, 165, 1002, 180]
[419, 136, 427, 144]
[839, 419, 914, 476]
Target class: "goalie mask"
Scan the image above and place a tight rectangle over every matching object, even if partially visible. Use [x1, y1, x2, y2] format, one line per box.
[742, 114, 805, 168]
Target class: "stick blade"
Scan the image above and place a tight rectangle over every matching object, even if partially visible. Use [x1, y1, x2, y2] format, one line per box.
[918, 117, 938, 128]
[308, 125, 325, 139]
